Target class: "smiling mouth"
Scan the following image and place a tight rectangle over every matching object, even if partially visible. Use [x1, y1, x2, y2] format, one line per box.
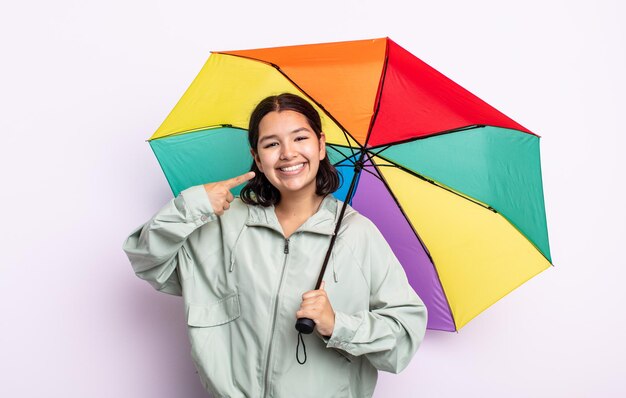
[278, 163, 305, 172]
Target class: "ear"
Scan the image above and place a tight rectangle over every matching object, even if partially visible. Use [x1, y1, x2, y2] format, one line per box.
[251, 148, 264, 173]
[319, 132, 326, 161]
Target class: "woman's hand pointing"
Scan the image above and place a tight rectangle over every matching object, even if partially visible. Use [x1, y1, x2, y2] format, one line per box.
[203, 171, 255, 216]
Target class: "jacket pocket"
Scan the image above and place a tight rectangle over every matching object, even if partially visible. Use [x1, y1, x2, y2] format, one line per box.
[187, 293, 240, 395]
[187, 293, 241, 327]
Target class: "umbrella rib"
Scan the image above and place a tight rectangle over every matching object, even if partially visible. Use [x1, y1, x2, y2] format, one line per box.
[368, 125, 487, 152]
[334, 162, 383, 182]
[355, 165, 383, 181]
[372, 153, 554, 266]
[148, 124, 248, 141]
[363, 150, 459, 332]
[362, 38, 391, 148]
[368, 145, 392, 157]
[372, 154, 498, 213]
[215, 52, 363, 149]
[327, 144, 382, 182]
[327, 146, 354, 164]
[340, 128, 361, 159]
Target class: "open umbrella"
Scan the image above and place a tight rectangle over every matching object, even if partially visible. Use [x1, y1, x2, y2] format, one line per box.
[148, 37, 552, 332]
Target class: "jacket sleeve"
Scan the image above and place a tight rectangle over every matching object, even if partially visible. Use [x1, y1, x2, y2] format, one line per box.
[122, 185, 217, 296]
[321, 221, 428, 374]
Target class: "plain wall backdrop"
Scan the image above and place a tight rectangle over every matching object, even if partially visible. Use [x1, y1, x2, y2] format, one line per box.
[1, 1, 624, 397]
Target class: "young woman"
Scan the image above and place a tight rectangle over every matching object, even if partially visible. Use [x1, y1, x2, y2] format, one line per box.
[123, 93, 427, 397]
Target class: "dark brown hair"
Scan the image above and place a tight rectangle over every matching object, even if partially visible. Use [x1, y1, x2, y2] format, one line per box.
[240, 93, 340, 206]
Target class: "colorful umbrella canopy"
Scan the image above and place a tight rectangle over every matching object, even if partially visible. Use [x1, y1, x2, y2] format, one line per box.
[148, 37, 552, 332]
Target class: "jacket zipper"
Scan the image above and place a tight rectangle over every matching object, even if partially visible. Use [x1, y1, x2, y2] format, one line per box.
[262, 237, 290, 398]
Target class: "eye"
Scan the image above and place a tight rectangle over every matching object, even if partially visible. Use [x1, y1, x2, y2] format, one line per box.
[295, 136, 308, 141]
[263, 142, 278, 148]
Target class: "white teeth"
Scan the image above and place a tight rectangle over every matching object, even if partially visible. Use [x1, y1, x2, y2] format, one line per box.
[280, 163, 304, 172]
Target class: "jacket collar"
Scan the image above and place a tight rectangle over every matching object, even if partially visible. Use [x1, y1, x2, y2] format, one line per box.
[246, 194, 348, 236]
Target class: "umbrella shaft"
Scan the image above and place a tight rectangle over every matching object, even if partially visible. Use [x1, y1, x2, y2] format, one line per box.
[314, 149, 366, 290]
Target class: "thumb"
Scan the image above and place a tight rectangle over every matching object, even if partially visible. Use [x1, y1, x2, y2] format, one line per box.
[320, 281, 325, 290]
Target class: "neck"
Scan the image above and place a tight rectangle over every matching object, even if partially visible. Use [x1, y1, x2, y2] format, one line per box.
[275, 189, 325, 219]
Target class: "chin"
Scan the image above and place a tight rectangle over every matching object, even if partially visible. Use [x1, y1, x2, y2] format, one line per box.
[277, 181, 317, 195]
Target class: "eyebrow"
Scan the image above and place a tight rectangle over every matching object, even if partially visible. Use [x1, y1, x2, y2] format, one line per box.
[259, 127, 311, 144]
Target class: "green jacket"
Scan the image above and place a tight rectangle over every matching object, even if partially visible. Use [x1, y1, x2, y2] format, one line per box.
[123, 185, 427, 398]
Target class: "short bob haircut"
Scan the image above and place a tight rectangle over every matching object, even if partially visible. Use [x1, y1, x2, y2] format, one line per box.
[240, 93, 341, 207]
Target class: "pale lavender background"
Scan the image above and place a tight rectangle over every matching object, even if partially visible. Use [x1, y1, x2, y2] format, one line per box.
[1, 1, 624, 397]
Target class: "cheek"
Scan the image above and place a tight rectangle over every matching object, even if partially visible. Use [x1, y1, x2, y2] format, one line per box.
[310, 147, 324, 163]
[257, 151, 276, 172]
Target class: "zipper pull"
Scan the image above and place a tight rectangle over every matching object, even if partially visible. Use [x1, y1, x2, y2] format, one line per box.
[284, 238, 290, 254]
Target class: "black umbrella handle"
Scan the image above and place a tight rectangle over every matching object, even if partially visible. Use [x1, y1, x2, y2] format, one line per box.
[294, 150, 366, 336]
[295, 317, 316, 334]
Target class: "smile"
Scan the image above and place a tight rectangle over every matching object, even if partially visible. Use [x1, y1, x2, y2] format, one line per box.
[279, 163, 305, 172]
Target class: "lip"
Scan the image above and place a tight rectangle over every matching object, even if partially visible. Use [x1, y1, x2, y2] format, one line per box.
[276, 162, 306, 175]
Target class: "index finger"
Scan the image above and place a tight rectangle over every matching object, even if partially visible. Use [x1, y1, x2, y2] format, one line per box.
[225, 171, 255, 189]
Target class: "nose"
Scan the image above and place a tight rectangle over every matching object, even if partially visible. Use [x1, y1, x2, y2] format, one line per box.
[279, 141, 297, 160]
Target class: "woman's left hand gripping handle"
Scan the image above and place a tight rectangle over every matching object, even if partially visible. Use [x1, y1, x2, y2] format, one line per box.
[203, 171, 255, 216]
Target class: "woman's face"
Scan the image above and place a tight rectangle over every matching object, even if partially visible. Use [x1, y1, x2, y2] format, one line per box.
[252, 110, 326, 198]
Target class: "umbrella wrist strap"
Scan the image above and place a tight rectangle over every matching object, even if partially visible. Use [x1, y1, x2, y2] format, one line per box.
[296, 332, 307, 364]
